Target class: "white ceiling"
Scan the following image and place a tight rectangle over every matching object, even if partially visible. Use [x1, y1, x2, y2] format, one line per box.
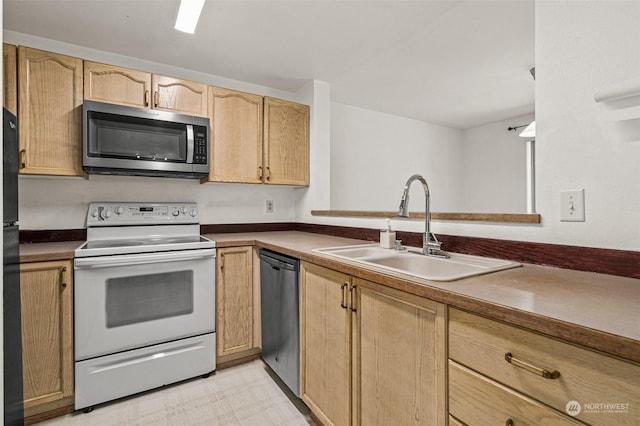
[3, 0, 534, 129]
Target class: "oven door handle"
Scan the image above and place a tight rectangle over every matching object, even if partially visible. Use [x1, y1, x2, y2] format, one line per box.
[74, 249, 216, 269]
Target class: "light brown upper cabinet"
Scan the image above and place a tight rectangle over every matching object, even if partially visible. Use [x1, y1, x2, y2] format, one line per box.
[206, 87, 264, 183]
[84, 61, 208, 117]
[263, 97, 310, 186]
[18, 46, 83, 176]
[153, 74, 208, 117]
[206, 89, 310, 186]
[3, 43, 18, 115]
[84, 61, 151, 108]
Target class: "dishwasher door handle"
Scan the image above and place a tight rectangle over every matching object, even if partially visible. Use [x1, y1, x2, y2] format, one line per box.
[260, 256, 296, 271]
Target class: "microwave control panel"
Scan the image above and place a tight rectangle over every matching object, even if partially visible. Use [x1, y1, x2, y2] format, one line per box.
[193, 126, 208, 164]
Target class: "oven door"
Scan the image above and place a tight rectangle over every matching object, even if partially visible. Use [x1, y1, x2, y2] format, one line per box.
[74, 248, 215, 361]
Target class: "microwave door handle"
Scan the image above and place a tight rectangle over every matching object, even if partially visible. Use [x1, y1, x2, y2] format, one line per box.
[74, 249, 216, 269]
[186, 124, 194, 164]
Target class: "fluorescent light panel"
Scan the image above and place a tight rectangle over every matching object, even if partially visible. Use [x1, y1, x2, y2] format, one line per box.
[175, 0, 205, 34]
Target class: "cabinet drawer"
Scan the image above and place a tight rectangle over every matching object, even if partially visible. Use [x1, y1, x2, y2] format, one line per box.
[449, 361, 583, 425]
[449, 308, 640, 425]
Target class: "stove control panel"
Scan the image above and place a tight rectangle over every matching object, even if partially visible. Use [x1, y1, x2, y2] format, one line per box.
[86, 202, 200, 226]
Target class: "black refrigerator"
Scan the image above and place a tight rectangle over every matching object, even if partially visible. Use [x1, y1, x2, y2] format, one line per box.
[3, 107, 24, 425]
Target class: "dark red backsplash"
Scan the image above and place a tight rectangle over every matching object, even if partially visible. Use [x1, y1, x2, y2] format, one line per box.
[20, 222, 640, 279]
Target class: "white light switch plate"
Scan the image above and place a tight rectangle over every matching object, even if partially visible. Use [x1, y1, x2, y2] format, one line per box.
[560, 189, 585, 222]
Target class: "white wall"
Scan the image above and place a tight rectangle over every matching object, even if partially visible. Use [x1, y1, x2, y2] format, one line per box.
[5, 31, 300, 230]
[533, 0, 640, 250]
[309, 1, 640, 251]
[18, 175, 296, 230]
[457, 112, 533, 213]
[294, 80, 332, 223]
[329, 102, 462, 212]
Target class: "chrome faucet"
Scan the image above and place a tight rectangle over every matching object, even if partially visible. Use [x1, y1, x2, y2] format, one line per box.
[398, 174, 448, 257]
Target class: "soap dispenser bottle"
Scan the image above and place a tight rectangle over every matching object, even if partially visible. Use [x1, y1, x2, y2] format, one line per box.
[380, 219, 396, 248]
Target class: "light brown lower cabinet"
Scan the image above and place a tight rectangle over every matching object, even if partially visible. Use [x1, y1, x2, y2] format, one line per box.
[300, 262, 447, 426]
[20, 260, 74, 422]
[449, 361, 583, 425]
[216, 246, 261, 365]
[300, 263, 352, 425]
[448, 308, 640, 426]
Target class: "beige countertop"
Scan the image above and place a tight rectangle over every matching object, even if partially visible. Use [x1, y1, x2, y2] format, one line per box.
[20, 240, 83, 263]
[209, 231, 640, 363]
[20, 231, 640, 363]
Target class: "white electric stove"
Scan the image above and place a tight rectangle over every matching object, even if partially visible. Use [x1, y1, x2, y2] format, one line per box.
[74, 202, 216, 411]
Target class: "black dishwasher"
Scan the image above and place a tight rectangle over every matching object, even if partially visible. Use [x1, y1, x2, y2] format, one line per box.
[259, 249, 300, 397]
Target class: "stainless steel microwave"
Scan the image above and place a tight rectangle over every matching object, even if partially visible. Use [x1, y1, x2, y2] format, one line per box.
[83, 100, 209, 179]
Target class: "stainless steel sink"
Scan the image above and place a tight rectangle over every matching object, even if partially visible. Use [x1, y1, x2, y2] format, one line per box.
[313, 244, 521, 282]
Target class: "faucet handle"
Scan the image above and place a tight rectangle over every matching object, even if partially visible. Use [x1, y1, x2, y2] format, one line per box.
[427, 232, 442, 247]
[394, 240, 405, 250]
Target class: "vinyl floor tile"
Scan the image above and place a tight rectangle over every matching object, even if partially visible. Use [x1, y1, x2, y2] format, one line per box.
[39, 360, 314, 426]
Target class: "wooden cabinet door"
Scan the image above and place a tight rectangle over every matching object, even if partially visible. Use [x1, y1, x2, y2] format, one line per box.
[3, 43, 17, 115]
[263, 97, 309, 186]
[84, 61, 151, 108]
[352, 278, 447, 426]
[18, 47, 83, 176]
[152, 75, 208, 117]
[20, 260, 73, 418]
[300, 262, 352, 426]
[217, 246, 254, 357]
[207, 86, 264, 183]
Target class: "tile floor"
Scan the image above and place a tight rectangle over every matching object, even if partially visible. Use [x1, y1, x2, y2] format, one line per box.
[40, 360, 315, 425]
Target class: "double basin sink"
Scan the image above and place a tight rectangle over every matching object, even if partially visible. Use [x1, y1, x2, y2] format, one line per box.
[314, 244, 520, 282]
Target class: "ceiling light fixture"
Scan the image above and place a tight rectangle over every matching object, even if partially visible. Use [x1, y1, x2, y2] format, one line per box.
[175, 0, 205, 34]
